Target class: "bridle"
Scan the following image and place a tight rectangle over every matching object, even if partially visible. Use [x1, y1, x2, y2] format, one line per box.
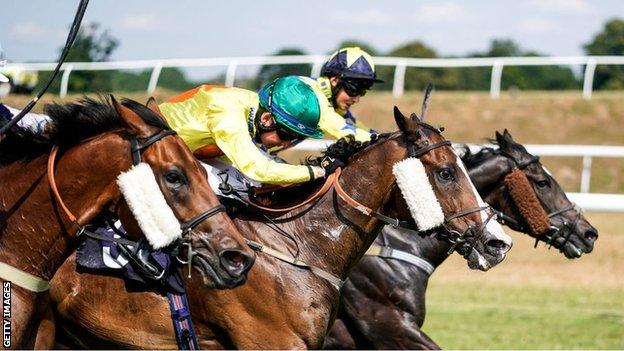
[494, 150, 583, 249]
[48, 126, 227, 279]
[243, 126, 499, 257]
[399, 122, 499, 256]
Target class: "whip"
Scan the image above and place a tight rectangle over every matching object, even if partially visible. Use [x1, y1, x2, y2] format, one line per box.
[0, 0, 89, 136]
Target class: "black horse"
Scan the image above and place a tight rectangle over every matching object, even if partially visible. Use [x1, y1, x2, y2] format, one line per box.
[325, 129, 598, 349]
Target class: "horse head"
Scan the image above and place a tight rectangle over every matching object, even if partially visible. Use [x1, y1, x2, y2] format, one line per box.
[110, 96, 255, 287]
[390, 103, 512, 271]
[467, 129, 597, 258]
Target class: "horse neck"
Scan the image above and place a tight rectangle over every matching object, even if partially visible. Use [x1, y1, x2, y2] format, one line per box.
[0, 133, 131, 280]
[296, 140, 402, 277]
[466, 150, 512, 203]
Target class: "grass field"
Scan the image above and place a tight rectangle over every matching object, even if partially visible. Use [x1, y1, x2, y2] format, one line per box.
[4, 90, 623, 348]
[425, 212, 624, 349]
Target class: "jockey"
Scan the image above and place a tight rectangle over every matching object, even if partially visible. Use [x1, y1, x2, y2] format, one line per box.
[159, 76, 326, 186]
[313, 47, 383, 141]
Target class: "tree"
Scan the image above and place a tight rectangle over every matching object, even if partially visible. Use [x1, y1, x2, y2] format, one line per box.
[584, 18, 624, 89]
[459, 38, 578, 91]
[253, 48, 312, 89]
[37, 22, 119, 93]
[376, 40, 441, 91]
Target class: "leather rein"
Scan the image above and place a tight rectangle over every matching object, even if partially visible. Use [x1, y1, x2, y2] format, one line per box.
[47, 128, 227, 265]
[236, 128, 498, 287]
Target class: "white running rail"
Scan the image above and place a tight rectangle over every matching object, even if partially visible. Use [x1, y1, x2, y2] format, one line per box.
[4, 55, 624, 99]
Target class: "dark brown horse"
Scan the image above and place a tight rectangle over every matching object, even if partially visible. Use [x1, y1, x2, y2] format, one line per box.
[0, 97, 254, 348]
[48, 106, 512, 348]
[324, 130, 598, 349]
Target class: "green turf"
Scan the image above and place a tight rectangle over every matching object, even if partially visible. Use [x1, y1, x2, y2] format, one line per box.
[423, 282, 624, 349]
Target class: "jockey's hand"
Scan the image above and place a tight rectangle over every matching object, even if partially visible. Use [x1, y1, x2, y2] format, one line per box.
[308, 166, 326, 180]
[320, 156, 345, 175]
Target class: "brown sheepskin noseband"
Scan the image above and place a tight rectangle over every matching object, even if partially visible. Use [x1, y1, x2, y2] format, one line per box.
[504, 169, 551, 236]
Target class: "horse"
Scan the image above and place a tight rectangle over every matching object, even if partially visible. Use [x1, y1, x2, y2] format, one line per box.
[48, 103, 513, 349]
[324, 129, 599, 349]
[0, 97, 255, 348]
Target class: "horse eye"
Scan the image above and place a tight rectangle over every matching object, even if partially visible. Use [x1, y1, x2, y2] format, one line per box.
[165, 171, 185, 185]
[536, 180, 549, 188]
[437, 168, 455, 182]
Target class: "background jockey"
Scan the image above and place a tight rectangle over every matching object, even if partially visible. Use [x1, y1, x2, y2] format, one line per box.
[312, 46, 383, 142]
[0, 45, 51, 134]
[159, 76, 327, 186]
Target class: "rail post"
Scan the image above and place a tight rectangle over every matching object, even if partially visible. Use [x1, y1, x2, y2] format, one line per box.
[582, 58, 597, 100]
[59, 64, 74, 98]
[392, 61, 407, 98]
[490, 60, 503, 99]
[225, 61, 238, 87]
[147, 62, 163, 94]
[580, 155, 593, 193]
[311, 57, 325, 78]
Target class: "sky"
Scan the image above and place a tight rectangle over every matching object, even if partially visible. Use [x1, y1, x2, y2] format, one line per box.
[1, 0, 623, 78]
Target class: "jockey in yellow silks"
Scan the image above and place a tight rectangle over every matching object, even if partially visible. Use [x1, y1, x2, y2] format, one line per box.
[159, 76, 326, 185]
[311, 46, 383, 142]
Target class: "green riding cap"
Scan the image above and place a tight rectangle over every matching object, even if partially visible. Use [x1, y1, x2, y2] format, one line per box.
[258, 76, 324, 139]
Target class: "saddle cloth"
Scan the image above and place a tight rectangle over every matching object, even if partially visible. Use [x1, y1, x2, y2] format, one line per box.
[76, 221, 185, 294]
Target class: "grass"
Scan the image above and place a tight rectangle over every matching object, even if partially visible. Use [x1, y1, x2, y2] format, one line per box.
[423, 212, 624, 349]
[424, 283, 624, 349]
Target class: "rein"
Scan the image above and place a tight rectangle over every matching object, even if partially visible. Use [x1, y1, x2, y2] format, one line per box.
[240, 136, 487, 288]
[0, 128, 224, 292]
[47, 129, 226, 245]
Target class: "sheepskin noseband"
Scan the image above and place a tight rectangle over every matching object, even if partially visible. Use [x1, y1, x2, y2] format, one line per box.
[504, 168, 551, 236]
[117, 163, 182, 249]
[392, 158, 445, 231]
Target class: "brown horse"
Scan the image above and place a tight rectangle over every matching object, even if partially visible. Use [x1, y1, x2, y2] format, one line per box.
[49, 105, 512, 349]
[324, 130, 598, 349]
[0, 97, 254, 348]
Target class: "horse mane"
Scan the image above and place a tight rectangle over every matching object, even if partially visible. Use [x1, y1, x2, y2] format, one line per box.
[460, 145, 499, 168]
[305, 133, 392, 167]
[251, 133, 393, 210]
[0, 96, 168, 165]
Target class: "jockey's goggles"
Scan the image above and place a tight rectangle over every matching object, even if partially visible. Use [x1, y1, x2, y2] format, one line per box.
[276, 125, 301, 141]
[340, 78, 373, 97]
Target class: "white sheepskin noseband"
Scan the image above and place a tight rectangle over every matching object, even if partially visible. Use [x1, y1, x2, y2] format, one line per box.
[392, 158, 445, 231]
[117, 163, 182, 249]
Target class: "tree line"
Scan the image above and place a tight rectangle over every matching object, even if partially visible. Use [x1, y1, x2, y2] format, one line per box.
[36, 18, 624, 94]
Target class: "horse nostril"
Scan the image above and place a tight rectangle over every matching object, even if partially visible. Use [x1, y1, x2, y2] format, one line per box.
[219, 249, 255, 277]
[584, 229, 598, 242]
[486, 239, 510, 254]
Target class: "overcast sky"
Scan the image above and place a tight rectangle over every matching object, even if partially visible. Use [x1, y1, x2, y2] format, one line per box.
[2, 0, 622, 62]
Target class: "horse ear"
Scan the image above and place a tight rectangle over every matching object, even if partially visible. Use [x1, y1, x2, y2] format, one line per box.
[495, 130, 507, 147]
[111, 95, 156, 138]
[419, 83, 434, 121]
[146, 97, 163, 116]
[503, 129, 514, 141]
[394, 106, 408, 132]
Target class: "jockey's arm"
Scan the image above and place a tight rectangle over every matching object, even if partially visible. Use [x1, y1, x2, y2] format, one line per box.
[210, 113, 315, 185]
[0, 103, 51, 134]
